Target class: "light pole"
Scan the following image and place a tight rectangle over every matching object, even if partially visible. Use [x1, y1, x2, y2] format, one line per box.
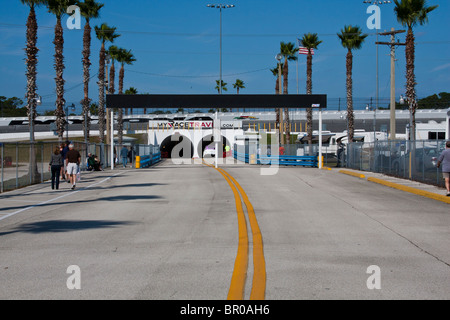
[65, 103, 76, 142]
[363, 0, 392, 111]
[207, 4, 235, 168]
[105, 53, 111, 145]
[366, 103, 377, 143]
[207, 4, 235, 95]
[30, 94, 42, 144]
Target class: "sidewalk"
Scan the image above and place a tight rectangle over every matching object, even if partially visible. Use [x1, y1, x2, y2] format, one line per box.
[332, 167, 450, 204]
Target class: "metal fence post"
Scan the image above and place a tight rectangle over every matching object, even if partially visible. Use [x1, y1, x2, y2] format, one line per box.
[16, 142, 19, 189]
[1, 142, 4, 193]
[41, 143, 44, 183]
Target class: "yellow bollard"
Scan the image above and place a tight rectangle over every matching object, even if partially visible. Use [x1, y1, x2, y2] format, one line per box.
[136, 156, 141, 169]
[317, 156, 324, 168]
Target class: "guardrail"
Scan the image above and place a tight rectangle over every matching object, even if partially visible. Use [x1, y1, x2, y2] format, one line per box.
[233, 150, 318, 167]
[136, 152, 161, 169]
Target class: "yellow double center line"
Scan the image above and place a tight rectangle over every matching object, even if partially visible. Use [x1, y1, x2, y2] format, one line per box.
[204, 162, 266, 300]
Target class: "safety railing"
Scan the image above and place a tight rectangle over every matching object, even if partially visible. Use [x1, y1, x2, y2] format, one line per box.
[233, 150, 318, 167]
[136, 152, 161, 169]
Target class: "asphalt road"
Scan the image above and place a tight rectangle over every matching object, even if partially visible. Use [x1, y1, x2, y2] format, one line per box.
[0, 160, 449, 300]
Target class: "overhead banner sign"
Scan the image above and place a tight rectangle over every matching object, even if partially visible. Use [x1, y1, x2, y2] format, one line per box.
[149, 120, 243, 130]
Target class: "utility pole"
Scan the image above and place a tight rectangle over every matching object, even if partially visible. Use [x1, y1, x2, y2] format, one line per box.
[376, 28, 405, 140]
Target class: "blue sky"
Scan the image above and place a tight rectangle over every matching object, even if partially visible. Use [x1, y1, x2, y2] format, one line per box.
[0, 0, 448, 113]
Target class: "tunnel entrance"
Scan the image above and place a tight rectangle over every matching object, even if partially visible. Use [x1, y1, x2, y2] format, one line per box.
[160, 134, 194, 159]
[198, 135, 232, 159]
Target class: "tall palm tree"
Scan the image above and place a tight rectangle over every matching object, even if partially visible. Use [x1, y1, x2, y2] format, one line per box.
[116, 48, 136, 145]
[95, 23, 120, 143]
[215, 80, 228, 94]
[21, 0, 47, 183]
[271, 65, 283, 135]
[280, 41, 298, 144]
[47, 0, 75, 142]
[22, 0, 46, 140]
[232, 79, 245, 112]
[394, 0, 438, 140]
[108, 45, 120, 96]
[300, 33, 322, 149]
[337, 25, 367, 142]
[78, 0, 103, 141]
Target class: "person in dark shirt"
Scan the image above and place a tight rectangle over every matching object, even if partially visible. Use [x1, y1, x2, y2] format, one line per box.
[66, 144, 81, 190]
[49, 146, 63, 190]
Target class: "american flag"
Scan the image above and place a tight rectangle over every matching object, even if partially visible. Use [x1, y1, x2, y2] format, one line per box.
[299, 46, 314, 55]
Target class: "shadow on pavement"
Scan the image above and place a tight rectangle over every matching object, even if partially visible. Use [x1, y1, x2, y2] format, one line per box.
[0, 219, 134, 236]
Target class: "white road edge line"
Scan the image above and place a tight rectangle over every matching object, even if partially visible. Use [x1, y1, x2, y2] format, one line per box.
[0, 172, 122, 222]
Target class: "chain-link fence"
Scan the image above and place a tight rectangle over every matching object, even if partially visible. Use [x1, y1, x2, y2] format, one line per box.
[0, 141, 114, 193]
[345, 140, 447, 187]
[0, 141, 162, 193]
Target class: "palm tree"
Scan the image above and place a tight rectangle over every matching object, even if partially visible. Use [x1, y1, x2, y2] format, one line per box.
[108, 45, 120, 96]
[394, 0, 438, 140]
[78, 0, 103, 141]
[22, 0, 46, 140]
[337, 25, 367, 142]
[233, 79, 245, 95]
[280, 41, 298, 144]
[47, 0, 75, 142]
[95, 23, 120, 143]
[232, 79, 245, 112]
[300, 33, 322, 149]
[116, 48, 136, 145]
[271, 65, 283, 135]
[21, 0, 47, 183]
[215, 80, 228, 94]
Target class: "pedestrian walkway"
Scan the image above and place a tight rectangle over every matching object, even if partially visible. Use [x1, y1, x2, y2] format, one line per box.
[335, 167, 450, 204]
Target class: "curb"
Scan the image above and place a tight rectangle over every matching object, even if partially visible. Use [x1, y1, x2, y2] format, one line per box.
[367, 177, 450, 205]
[339, 169, 366, 179]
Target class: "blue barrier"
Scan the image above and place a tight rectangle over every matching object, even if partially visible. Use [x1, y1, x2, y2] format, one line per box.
[233, 150, 318, 167]
[138, 152, 161, 168]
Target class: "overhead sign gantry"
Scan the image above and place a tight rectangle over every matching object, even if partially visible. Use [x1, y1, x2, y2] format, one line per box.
[106, 94, 328, 168]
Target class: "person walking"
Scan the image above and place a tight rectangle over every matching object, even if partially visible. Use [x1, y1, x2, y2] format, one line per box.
[437, 141, 450, 196]
[128, 147, 133, 167]
[48, 146, 63, 190]
[60, 141, 69, 181]
[66, 144, 81, 190]
[120, 145, 129, 168]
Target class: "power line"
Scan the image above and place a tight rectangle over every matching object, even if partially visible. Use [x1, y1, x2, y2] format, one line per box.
[1, 23, 449, 43]
[40, 72, 98, 99]
[124, 67, 270, 79]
